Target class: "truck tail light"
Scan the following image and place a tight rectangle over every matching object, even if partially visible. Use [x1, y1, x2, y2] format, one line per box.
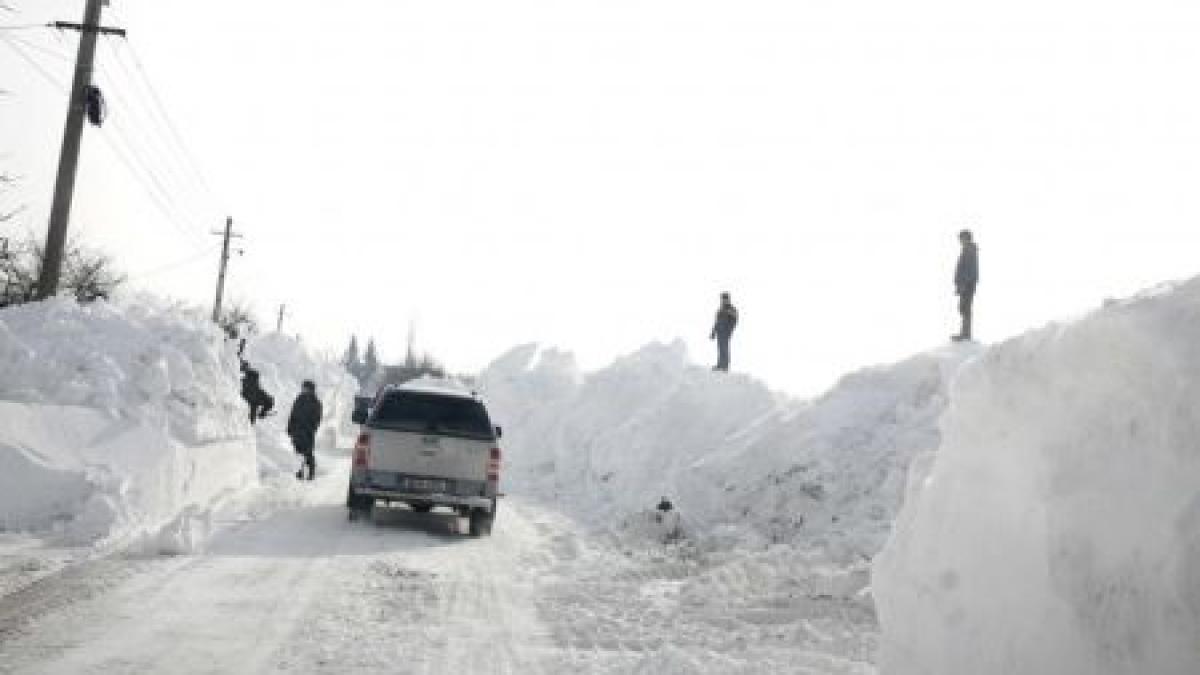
[353, 432, 370, 468]
[487, 447, 501, 481]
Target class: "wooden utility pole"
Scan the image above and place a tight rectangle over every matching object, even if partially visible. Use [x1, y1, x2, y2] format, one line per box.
[35, 0, 125, 299]
[211, 217, 241, 322]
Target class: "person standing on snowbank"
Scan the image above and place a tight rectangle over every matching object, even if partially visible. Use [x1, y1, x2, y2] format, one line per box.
[710, 292, 739, 372]
[953, 229, 979, 341]
[287, 380, 323, 481]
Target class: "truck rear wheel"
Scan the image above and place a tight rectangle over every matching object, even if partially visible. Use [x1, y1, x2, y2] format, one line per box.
[468, 501, 496, 537]
[346, 487, 373, 520]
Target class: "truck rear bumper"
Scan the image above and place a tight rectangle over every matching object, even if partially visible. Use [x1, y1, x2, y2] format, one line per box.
[353, 487, 493, 511]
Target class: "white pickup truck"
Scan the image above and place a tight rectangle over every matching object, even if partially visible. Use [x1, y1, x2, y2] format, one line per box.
[347, 381, 501, 536]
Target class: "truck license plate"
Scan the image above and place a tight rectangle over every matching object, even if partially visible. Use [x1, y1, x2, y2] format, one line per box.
[404, 478, 446, 492]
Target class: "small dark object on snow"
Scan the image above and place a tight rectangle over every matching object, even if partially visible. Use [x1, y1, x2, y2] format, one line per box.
[657, 496, 674, 513]
[84, 85, 106, 127]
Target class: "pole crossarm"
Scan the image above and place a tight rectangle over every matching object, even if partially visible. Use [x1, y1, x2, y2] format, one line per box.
[51, 21, 125, 37]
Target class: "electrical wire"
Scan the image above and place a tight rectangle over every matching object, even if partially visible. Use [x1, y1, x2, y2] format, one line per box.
[105, 35, 226, 213]
[95, 38, 219, 228]
[1, 32, 71, 62]
[125, 243, 219, 282]
[0, 33, 69, 91]
[3, 36, 211, 248]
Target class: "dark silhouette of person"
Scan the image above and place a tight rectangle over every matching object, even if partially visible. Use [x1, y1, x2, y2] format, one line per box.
[287, 380, 323, 481]
[953, 229, 979, 341]
[710, 292, 739, 372]
[240, 365, 273, 424]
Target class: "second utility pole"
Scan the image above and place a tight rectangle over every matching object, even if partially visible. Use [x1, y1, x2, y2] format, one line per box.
[211, 216, 241, 322]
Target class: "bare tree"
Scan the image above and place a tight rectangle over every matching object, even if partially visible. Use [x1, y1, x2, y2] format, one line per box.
[219, 301, 258, 340]
[1, 234, 125, 307]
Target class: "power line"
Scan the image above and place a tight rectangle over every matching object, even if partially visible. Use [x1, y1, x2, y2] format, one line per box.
[96, 118, 212, 246]
[3, 33, 215, 248]
[0, 24, 51, 31]
[1, 32, 71, 62]
[126, 243, 220, 282]
[106, 34, 225, 212]
[7, 35, 210, 247]
[96, 38, 219, 227]
[0, 33, 69, 92]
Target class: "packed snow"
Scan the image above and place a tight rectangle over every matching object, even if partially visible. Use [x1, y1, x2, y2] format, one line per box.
[0, 296, 356, 594]
[478, 338, 978, 560]
[0, 296, 253, 555]
[2, 277, 1199, 673]
[873, 280, 1200, 675]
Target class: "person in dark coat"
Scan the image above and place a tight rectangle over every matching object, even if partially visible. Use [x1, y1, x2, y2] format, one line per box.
[287, 380, 323, 481]
[953, 229, 979, 341]
[240, 366, 273, 424]
[710, 292, 739, 372]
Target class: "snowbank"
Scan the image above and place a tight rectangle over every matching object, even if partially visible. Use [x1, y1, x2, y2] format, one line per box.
[0, 297, 253, 549]
[240, 333, 358, 477]
[479, 338, 979, 560]
[873, 281, 1200, 675]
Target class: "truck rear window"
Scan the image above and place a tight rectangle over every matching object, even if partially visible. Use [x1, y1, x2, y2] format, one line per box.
[369, 392, 494, 439]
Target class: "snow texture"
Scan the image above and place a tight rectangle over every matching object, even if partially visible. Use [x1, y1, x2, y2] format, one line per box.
[0, 296, 356, 556]
[873, 280, 1200, 675]
[479, 338, 978, 562]
[0, 296, 253, 550]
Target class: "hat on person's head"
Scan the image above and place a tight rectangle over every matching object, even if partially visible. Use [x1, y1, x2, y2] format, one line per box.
[302, 380, 315, 391]
[959, 229, 973, 240]
[720, 291, 731, 300]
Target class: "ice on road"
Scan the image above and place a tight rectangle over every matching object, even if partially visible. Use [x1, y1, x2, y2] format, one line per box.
[0, 455, 874, 674]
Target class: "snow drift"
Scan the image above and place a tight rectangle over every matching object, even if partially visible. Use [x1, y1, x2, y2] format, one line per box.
[0, 297, 357, 552]
[479, 338, 979, 560]
[0, 297, 253, 549]
[873, 281, 1200, 675]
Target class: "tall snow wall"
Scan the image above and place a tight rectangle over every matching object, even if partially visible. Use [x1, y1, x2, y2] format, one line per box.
[479, 339, 978, 558]
[0, 297, 254, 547]
[873, 281, 1200, 675]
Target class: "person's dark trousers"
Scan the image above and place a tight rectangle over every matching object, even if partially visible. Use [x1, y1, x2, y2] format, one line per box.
[715, 333, 732, 371]
[957, 286, 976, 339]
[292, 434, 316, 480]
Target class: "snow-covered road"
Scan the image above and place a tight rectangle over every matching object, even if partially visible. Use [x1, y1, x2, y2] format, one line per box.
[0, 455, 876, 674]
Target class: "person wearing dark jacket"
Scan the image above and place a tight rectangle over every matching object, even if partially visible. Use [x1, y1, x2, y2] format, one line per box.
[953, 229, 979, 341]
[287, 380, 323, 481]
[240, 366, 274, 424]
[710, 292, 739, 372]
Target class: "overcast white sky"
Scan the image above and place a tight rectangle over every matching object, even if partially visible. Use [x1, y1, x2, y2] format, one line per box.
[4, 0, 1200, 395]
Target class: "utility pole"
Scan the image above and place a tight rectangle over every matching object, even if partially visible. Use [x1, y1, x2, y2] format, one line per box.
[35, 0, 125, 299]
[211, 216, 242, 322]
[276, 304, 288, 332]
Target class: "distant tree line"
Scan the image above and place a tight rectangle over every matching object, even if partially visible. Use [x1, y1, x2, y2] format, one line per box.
[342, 334, 447, 392]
